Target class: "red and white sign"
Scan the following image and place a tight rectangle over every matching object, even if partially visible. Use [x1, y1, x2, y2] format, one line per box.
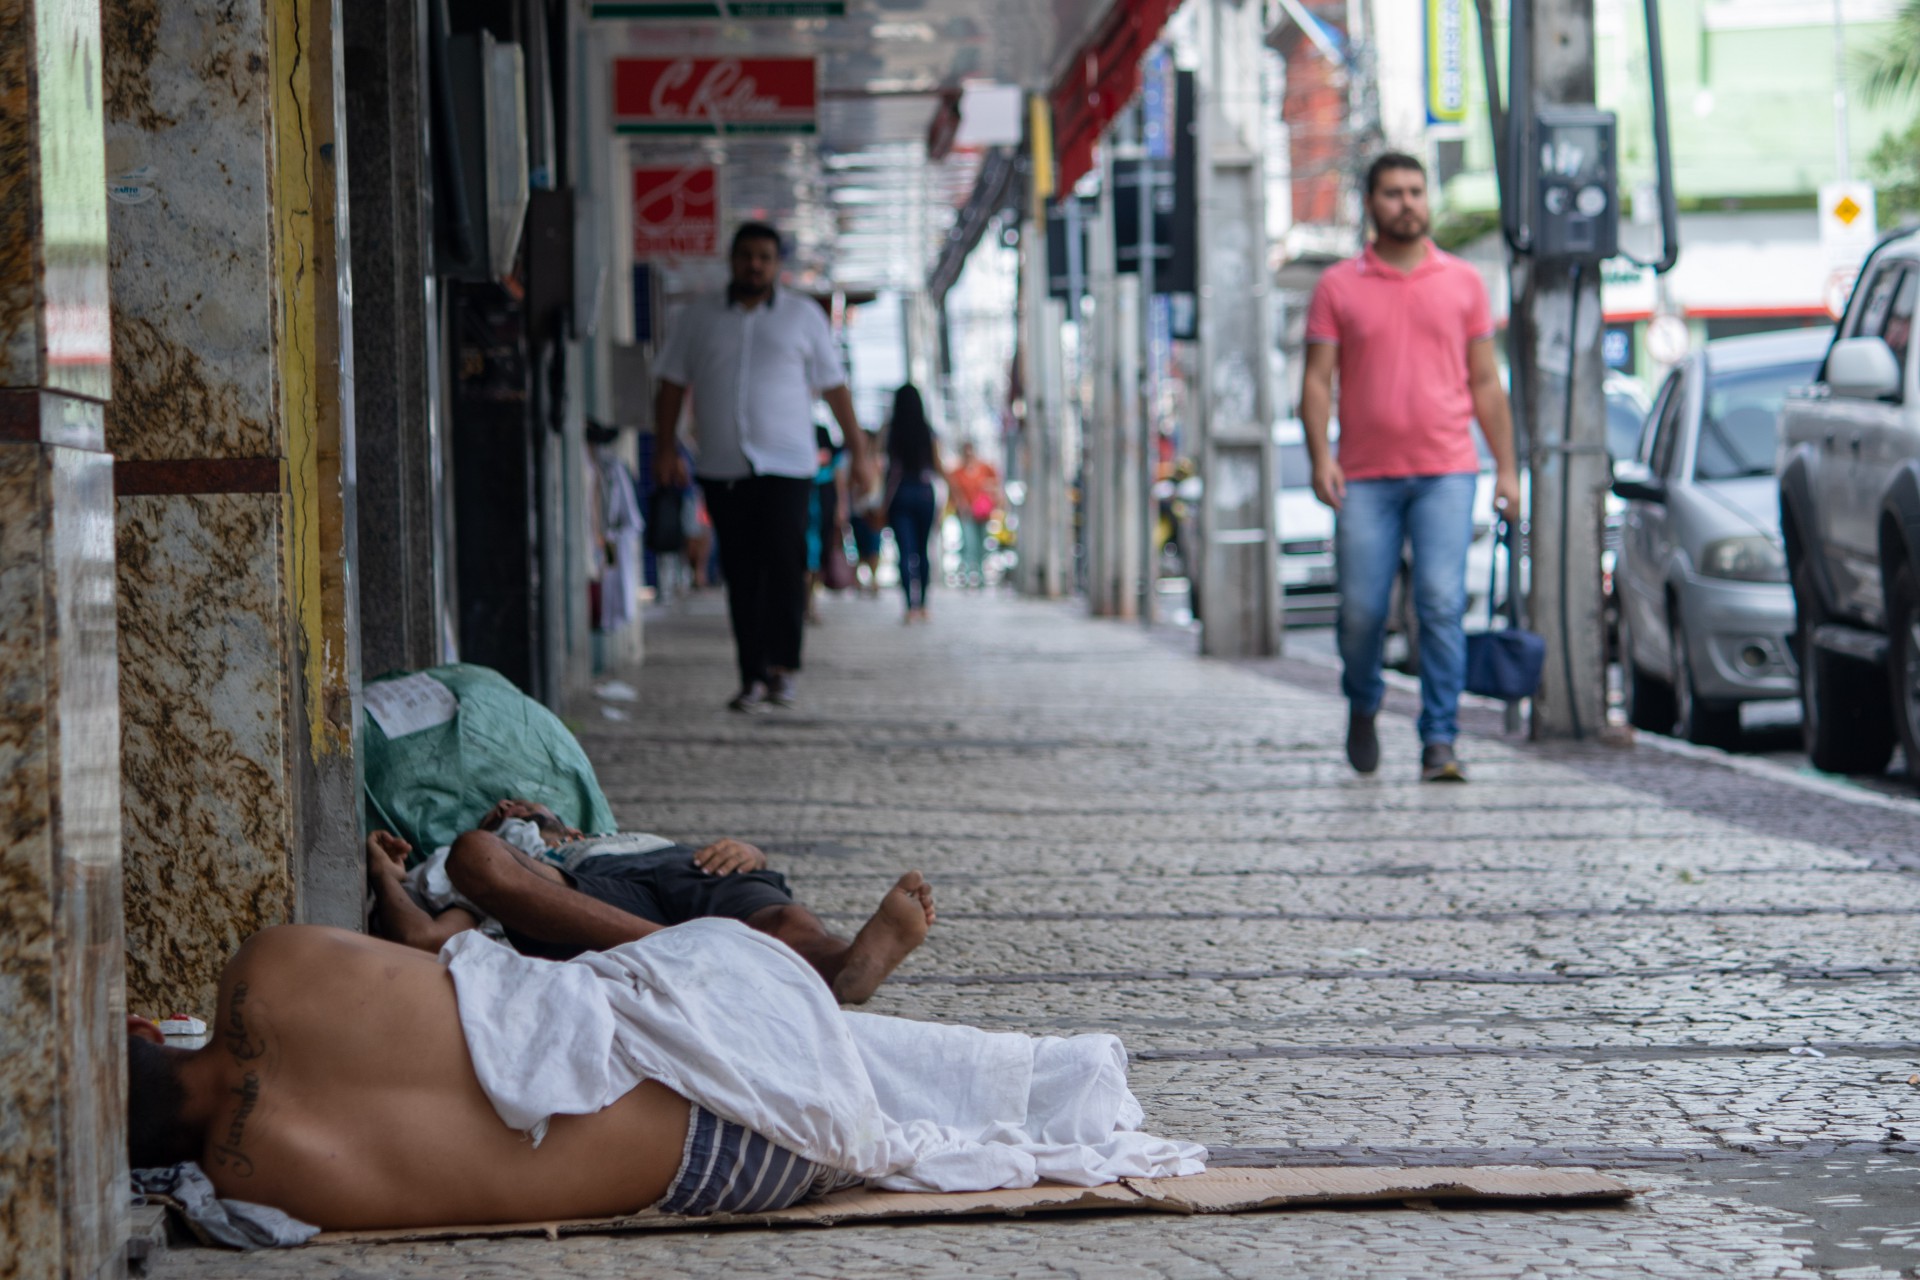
[631, 166, 719, 258]
[613, 57, 817, 134]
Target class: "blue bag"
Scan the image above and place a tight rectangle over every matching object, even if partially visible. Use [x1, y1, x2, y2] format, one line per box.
[1464, 519, 1546, 701]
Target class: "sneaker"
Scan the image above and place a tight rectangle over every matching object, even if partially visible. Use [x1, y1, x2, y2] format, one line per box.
[1420, 742, 1467, 783]
[765, 671, 797, 708]
[727, 684, 769, 714]
[1345, 708, 1380, 775]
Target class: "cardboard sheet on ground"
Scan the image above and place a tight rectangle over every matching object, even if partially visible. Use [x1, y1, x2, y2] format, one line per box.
[310, 1167, 1632, 1245]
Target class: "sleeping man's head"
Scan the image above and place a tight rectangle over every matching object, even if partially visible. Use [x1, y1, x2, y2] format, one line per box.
[126, 1016, 201, 1170]
[479, 798, 583, 848]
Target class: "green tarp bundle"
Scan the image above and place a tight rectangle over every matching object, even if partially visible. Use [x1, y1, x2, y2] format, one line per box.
[362, 664, 617, 862]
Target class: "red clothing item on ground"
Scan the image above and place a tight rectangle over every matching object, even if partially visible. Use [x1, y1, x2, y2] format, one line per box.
[1304, 241, 1492, 481]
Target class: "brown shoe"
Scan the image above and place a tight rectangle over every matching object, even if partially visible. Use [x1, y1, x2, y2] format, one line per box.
[1420, 742, 1467, 782]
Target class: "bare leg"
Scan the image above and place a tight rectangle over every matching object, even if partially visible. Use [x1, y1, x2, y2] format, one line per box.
[748, 873, 935, 1005]
[445, 831, 662, 956]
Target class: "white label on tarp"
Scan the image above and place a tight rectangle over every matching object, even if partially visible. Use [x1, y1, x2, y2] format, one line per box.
[364, 672, 459, 739]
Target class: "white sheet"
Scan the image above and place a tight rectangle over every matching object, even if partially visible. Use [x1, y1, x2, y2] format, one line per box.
[441, 919, 1206, 1192]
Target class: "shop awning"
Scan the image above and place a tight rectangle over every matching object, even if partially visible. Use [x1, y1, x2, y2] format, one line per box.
[1049, 0, 1186, 192]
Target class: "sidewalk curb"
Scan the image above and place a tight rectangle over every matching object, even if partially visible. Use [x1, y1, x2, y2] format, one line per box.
[1253, 625, 1920, 818]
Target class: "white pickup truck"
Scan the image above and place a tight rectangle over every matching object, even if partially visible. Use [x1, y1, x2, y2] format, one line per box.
[1777, 227, 1920, 781]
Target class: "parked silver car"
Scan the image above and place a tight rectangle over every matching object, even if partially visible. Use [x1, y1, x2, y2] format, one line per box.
[1611, 326, 1832, 746]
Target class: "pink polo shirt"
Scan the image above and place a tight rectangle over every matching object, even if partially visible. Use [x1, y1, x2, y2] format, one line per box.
[1304, 241, 1493, 481]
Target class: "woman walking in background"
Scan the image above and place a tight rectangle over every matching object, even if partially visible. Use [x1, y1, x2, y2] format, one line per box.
[884, 385, 942, 623]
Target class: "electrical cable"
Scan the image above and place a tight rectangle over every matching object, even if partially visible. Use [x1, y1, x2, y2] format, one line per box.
[1559, 260, 1585, 741]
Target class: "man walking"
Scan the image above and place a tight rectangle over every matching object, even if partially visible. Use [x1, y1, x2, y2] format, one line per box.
[654, 222, 875, 711]
[1300, 153, 1519, 782]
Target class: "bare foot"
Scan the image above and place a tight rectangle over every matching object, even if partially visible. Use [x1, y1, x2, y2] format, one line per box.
[831, 872, 935, 1005]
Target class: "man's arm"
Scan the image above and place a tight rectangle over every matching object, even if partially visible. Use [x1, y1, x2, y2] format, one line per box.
[1467, 338, 1521, 517]
[821, 385, 875, 492]
[1300, 342, 1344, 511]
[365, 832, 478, 953]
[653, 380, 688, 487]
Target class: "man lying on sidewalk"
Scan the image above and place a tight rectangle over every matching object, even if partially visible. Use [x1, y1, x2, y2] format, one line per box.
[365, 799, 933, 1005]
[127, 920, 1204, 1232]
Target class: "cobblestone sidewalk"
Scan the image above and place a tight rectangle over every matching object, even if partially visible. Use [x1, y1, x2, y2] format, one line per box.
[158, 593, 1920, 1278]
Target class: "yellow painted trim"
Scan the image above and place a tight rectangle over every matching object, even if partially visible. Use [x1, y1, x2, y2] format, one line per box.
[1029, 95, 1054, 219]
[270, 0, 332, 755]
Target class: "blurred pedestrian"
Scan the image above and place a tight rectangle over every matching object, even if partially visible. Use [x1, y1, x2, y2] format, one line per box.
[883, 385, 943, 623]
[1301, 152, 1519, 782]
[946, 441, 1001, 589]
[849, 429, 886, 595]
[806, 425, 851, 621]
[652, 222, 875, 712]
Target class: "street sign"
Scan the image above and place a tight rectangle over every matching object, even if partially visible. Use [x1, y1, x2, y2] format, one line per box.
[1818, 180, 1876, 267]
[593, 0, 842, 15]
[1046, 197, 1094, 301]
[1425, 0, 1468, 125]
[612, 58, 818, 135]
[631, 166, 718, 259]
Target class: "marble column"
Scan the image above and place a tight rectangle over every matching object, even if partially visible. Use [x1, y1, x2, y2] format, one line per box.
[103, 0, 363, 1020]
[0, 0, 130, 1274]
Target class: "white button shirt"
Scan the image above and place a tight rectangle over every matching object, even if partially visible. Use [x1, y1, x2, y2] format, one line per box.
[654, 286, 847, 481]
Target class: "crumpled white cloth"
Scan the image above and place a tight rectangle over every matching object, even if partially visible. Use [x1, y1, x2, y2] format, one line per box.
[440, 919, 1206, 1193]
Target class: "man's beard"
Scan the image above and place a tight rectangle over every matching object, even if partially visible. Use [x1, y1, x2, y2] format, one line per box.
[1376, 213, 1428, 245]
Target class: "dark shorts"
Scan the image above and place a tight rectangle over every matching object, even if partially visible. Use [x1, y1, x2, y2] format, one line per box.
[504, 846, 796, 960]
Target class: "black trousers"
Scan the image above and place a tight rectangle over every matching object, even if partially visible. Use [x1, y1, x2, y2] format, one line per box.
[700, 474, 813, 688]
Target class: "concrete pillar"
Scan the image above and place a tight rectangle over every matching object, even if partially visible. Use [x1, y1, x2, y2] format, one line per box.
[0, 0, 129, 1273]
[1194, 0, 1280, 657]
[103, 0, 364, 1018]
[1018, 208, 1071, 598]
[1112, 270, 1144, 621]
[1086, 161, 1117, 614]
[345, 0, 446, 679]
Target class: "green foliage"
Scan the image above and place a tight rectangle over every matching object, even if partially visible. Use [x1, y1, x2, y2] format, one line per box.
[1861, 0, 1920, 105]
[1868, 118, 1920, 221]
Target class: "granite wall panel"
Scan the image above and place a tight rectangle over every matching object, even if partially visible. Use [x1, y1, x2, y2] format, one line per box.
[101, 0, 277, 460]
[0, 444, 61, 1280]
[116, 491, 294, 1016]
[0, 437, 127, 1280]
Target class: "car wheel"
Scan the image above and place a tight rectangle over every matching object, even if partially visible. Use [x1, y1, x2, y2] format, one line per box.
[1671, 614, 1741, 749]
[1886, 564, 1920, 783]
[1620, 602, 1676, 733]
[1794, 559, 1895, 774]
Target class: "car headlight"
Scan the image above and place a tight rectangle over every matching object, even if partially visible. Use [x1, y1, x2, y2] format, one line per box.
[1698, 536, 1786, 582]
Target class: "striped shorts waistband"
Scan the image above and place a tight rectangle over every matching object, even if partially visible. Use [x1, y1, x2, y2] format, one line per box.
[655, 1103, 862, 1217]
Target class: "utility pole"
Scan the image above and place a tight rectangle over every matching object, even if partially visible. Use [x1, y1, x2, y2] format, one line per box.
[1522, 0, 1610, 739]
[1831, 0, 1851, 182]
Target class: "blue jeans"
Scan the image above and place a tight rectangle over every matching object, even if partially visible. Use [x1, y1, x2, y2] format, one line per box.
[889, 481, 936, 609]
[958, 517, 988, 582]
[1335, 472, 1477, 744]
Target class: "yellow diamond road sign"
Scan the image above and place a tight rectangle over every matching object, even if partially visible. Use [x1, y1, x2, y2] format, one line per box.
[1834, 194, 1863, 226]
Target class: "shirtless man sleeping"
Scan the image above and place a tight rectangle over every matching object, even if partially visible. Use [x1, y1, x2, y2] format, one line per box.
[127, 922, 1203, 1232]
[366, 799, 933, 1004]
